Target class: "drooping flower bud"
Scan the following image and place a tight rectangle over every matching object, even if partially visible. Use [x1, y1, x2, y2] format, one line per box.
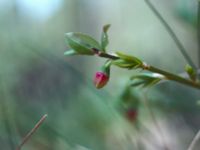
[119, 86, 139, 123]
[94, 71, 109, 89]
[93, 60, 111, 89]
[126, 108, 137, 122]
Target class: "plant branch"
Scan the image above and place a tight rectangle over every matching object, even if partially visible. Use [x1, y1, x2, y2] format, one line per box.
[94, 51, 200, 89]
[16, 114, 48, 150]
[144, 0, 197, 70]
[147, 66, 200, 89]
[187, 129, 200, 150]
[93, 48, 119, 60]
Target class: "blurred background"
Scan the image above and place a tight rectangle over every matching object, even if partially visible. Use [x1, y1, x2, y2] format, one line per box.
[0, 0, 200, 149]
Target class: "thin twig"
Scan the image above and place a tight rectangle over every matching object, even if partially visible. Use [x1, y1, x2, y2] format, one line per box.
[187, 129, 200, 150]
[92, 48, 119, 60]
[197, 1, 200, 69]
[144, 0, 197, 70]
[143, 91, 170, 150]
[16, 114, 48, 150]
[148, 65, 200, 89]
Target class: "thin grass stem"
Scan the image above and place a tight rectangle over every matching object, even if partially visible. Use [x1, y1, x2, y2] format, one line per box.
[187, 129, 200, 150]
[144, 0, 197, 70]
[16, 114, 48, 150]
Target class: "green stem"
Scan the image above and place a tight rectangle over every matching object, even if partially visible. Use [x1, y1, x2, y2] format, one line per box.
[144, 0, 197, 70]
[96, 51, 200, 89]
[147, 65, 200, 89]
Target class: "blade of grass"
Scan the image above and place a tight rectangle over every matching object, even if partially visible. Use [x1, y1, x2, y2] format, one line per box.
[16, 114, 47, 150]
[144, 0, 197, 70]
[197, 1, 200, 69]
[187, 129, 200, 150]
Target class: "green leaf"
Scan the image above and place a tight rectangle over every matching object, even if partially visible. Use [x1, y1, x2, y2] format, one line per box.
[130, 73, 163, 88]
[112, 59, 140, 69]
[185, 64, 196, 81]
[101, 24, 111, 51]
[64, 49, 78, 56]
[116, 52, 142, 64]
[111, 52, 142, 69]
[65, 32, 101, 55]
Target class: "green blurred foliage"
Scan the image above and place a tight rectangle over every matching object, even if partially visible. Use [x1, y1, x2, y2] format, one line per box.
[0, 0, 199, 150]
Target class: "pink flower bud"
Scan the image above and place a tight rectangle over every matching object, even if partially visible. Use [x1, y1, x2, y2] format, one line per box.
[94, 71, 109, 89]
[126, 108, 137, 122]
